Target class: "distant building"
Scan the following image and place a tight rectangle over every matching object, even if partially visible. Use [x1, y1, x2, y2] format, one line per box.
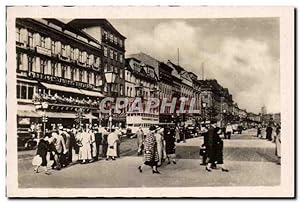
[125, 57, 159, 129]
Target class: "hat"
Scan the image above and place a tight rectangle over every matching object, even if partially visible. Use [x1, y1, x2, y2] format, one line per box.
[149, 126, 157, 132]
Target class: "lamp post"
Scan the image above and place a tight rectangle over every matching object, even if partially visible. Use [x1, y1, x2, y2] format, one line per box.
[202, 102, 207, 123]
[35, 101, 49, 139]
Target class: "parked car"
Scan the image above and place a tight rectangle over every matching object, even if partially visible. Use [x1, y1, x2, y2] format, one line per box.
[17, 129, 37, 150]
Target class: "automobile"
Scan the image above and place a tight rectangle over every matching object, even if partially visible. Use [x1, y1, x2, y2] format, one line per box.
[17, 129, 37, 150]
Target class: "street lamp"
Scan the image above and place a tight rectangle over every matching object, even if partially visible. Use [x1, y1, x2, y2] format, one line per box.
[35, 101, 49, 139]
[202, 102, 207, 123]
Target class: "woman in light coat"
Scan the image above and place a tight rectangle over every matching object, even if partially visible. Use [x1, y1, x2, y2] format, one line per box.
[106, 130, 119, 160]
[78, 128, 92, 164]
[155, 127, 166, 166]
[89, 129, 97, 161]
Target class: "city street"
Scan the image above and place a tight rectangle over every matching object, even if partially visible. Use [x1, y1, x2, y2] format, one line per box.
[18, 129, 280, 188]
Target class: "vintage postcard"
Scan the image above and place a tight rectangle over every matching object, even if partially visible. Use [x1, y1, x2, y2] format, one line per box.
[6, 6, 295, 198]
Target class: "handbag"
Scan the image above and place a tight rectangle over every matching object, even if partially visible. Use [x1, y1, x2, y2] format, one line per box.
[32, 155, 42, 166]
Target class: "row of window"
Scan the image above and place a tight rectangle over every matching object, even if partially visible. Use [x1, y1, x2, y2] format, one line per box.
[16, 27, 101, 66]
[17, 54, 102, 86]
[103, 46, 124, 63]
[125, 71, 156, 89]
[103, 30, 124, 47]
[17, 82, 34, 100]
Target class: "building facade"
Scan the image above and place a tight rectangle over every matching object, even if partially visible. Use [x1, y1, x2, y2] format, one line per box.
[124, 57, 159, 130]
[158, 62, 174, 123]
[68, 19, 127, 126]
[16, 18, 105, 131]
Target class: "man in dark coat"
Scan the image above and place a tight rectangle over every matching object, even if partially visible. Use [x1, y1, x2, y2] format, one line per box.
[203, 124, 229, 172]
[94, 127, 102, 161]
[266, 125, 273, 141]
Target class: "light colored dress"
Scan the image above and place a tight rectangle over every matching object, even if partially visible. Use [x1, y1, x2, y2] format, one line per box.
[155, 133, 166, 165]
[89, 131, 97, 158]
[78, 132, 92, 160]
[106, 132, 119, 157]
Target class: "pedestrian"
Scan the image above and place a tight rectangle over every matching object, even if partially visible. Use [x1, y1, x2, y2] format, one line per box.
[138, 126, 160, 174]
[58, 126, 71, 167]
[33, 133, 51, 175]
[257, 124, 262, 138]
[94, 126, 102, 161]
[175, 125, 180, 143]
[155, 127, 166, 166]
[275, 125, 281, 165]
[136, 126, 144, 156]
[266, 124, 273, 141]
[224, 124, 232, 139]
[106, 129, 119, 160]
[51, 129, 67, 170]
[89, 127, 97, 162]
[204, 123, 229, 172]
[101, 127, 109, 158]
[115, 127, 122, 158]
[199, 125, 209, 166]
[78, 127, 92, 164]
[261, 125, 266, 139]
[164, 126, 177, 165]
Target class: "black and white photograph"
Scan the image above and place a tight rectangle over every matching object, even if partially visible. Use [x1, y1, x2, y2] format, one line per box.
[6, 6, 295, 198]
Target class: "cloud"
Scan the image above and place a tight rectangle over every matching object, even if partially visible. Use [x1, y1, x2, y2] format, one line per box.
[119, 20, 280, 114]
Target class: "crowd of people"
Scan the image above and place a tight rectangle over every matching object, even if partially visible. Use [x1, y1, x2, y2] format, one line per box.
[33, 120, 281, 176]
[256, 123, 281, 165]
[33, 124, 122, 175]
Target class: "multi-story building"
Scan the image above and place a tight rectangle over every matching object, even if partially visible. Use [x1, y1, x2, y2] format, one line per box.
[198, 79, 234, 124]
[68, 19, 126, 126]
[158, 62, 174, 123]
[167, 60, 194, 122]
[16, 18, 105, 130]
[189, 72, 202, 121]
[124, 57, 159, 131]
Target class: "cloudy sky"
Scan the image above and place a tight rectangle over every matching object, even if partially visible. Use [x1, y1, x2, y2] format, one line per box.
[109, 18, 280, 114]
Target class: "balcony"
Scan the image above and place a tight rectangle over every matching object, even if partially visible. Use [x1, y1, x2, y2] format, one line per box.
[27, 71, 94, 90]
[36, 46, 52, 57]
[58, 53, 70, 62]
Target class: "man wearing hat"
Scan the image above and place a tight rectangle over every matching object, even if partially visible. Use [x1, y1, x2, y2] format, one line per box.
[51, 128, 67, 169]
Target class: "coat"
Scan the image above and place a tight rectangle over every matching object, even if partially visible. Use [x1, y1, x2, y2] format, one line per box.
[164, 128, 176, 155]
[203, 127, 224, 164]
[155, 132, 166, 164]
[143, 132, 159, 164]
[78, 132, 92, 160]
[36, 139, 50, 166]
[52, 133, 67, 154]
[106, 132, 119, 157]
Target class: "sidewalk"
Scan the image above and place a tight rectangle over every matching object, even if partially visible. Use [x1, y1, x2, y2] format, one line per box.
[19, 156, 280, 188]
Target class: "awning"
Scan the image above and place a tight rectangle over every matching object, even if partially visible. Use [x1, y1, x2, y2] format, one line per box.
[17, 110, 41, 118]
[83, 114, 98, 119]
[79, 89, 104, 98]
[41, 82, 82, 94]
[46, 112, 77, 119]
